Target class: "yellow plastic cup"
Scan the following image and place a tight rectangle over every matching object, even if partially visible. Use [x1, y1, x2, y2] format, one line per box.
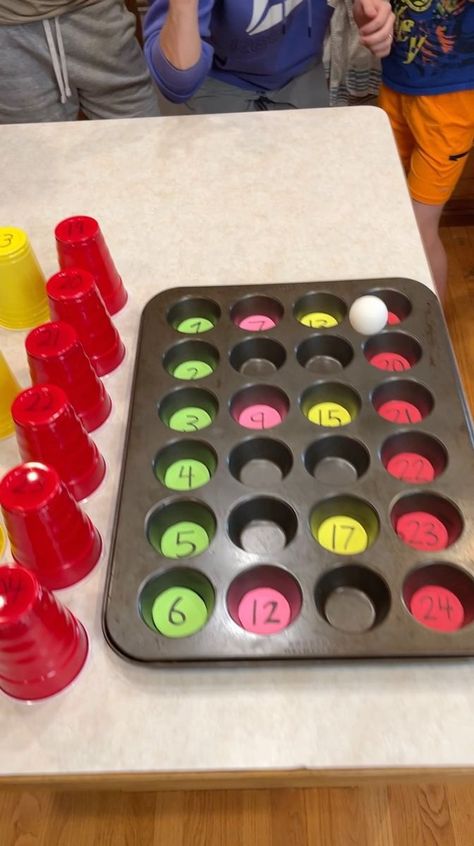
[0, 524, 5, 559]
[0, 227, 49, 329]
[0, 351, 21, 439]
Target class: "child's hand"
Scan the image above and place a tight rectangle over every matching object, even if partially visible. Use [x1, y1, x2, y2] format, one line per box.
[353, 0, 395, 57]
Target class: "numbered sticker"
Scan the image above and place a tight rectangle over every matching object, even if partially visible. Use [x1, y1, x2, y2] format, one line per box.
[317, 515, 369, 555]
[238, 403, 282, 430]
[35, 325, 62, 350]
[386, 452, 435, 483]
[168, 406, 213, 432]
[299, 311, 339, 329]
[151, 586, 209, 638]
[21, 387, 55, 417]
[378, 400, 422, 424]
[172, 360, 213, 380]
[396, 511, 449, 552]
[58, 271, 84, 292]
[66, 219, 87, 239]
[410, 585, 464, 632]
[369, 352, 411, 372]
[0, 227, 26, 256]
[163, 459, 211, 491]
[176, 317, 214, 334]
[160, 520, 210, 559]
[238, 315, 276, 332]
[307, 401, 352, 427]
[238, 587, 291, 635]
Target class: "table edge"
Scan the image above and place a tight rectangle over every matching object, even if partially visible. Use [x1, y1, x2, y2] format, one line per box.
[1, 767, 473, 791]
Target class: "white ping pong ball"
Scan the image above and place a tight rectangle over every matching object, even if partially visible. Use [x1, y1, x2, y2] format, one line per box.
[349, 296, 388, 335]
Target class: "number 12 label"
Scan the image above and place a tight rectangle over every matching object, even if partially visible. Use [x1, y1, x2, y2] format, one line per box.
[237, 587, 291, 635]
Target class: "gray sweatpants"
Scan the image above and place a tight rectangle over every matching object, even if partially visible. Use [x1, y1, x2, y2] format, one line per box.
[184, 61, 329, 114]
[0, 0, 159, 123]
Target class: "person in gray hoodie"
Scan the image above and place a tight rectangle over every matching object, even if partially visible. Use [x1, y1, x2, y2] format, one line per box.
[0, 0, 160, 123]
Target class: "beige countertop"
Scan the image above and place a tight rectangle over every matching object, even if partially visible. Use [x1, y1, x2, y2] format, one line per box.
[2, 107, 466, 782]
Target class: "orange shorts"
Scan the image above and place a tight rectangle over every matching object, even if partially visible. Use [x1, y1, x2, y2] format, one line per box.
[379, 84, 474, 206]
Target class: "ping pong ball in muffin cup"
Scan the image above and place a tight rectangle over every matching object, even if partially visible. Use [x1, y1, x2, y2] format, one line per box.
[349, 295, 388, 335]
[367, 289, 412, 326]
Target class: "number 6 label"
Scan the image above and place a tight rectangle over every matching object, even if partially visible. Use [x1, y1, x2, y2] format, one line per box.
[151, 586, 209, 638]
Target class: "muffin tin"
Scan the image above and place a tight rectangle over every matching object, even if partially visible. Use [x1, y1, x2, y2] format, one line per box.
[103, 278, 474, 662]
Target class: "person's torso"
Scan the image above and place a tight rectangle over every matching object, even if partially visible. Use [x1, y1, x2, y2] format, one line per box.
[0, 0, 96, 25]
[382, 0, 474, 94]
[207, 0, 332, 90]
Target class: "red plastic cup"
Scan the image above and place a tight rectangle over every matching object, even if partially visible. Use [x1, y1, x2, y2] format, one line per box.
[47, 268, 125, 376]
[55, 216, 127, 315]
[0, 462, 102, 590]
[0, 563, 88, 700]
[12, 384, 106, 501]
[25, 321, 112, 432]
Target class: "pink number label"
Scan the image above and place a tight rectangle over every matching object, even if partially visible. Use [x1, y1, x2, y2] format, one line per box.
[238, 403, 282, 430]
[238, 587, 291, 635]
[238, 315, 276, 332]
[386, 452, 435, 483]
[378, 399, 422, 424]
[410, 585, 464, 632]
[396, 511, 448, 551]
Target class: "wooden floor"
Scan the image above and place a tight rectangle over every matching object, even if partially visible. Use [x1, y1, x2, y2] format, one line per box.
[2, 783, 474, 845]
[1, 226, 474, 846]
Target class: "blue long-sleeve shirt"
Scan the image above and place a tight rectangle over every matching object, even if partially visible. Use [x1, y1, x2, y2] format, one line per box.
[144, 0, 333, 103]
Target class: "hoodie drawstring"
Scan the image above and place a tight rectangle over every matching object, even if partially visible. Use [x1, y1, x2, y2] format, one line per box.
[43, 18, 72, 104]
[281, 1, 313, 38]
[307, 0, 313, 37]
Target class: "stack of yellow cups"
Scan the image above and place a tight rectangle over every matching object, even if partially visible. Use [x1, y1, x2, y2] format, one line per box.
[0, 351, 21, 439]
[0, 227, 49, 329]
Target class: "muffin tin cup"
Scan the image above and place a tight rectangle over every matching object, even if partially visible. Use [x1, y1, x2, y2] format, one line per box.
[297, 335, 354, 374]
[230, 337, 286, 376]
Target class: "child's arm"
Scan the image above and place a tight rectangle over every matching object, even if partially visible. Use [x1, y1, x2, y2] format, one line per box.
[144, 0, 215, 103]
[352, 0, 395, 57]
